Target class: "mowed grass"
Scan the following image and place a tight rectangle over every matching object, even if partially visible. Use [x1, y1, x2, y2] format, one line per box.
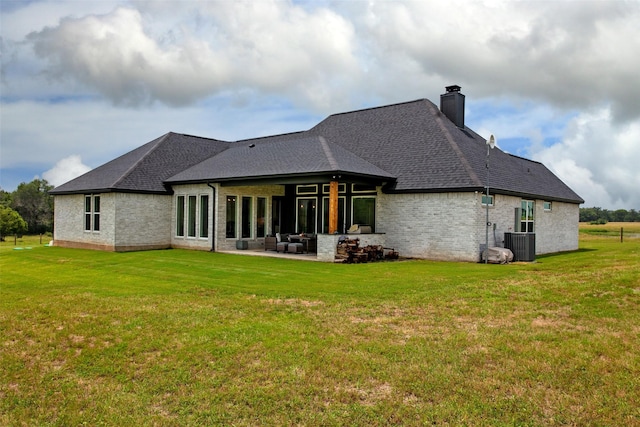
[1, 233, 639, 426]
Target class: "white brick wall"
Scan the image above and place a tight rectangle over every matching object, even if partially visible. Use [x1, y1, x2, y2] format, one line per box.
[533, 200, 580, 254]
[377, 191, 579, 261]
[377, 192, 482, 261]
[53, 193, 172, 251]
[53, 193, 116, 250]
[114, 193, 172, 250]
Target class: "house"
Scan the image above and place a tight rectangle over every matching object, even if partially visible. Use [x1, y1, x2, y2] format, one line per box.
[50, 86, 584, 262]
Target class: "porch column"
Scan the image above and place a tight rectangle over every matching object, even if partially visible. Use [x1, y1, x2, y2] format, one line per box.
[328, 180, 339, 234]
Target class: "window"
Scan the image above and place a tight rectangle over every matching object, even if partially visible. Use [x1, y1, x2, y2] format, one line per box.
[242, 197, 252, 238]
[352, 183, 376, 193]
[84, 194, 100, 232]
[297, 198, 317, 234]
[176, 195, 185, 236]
[543, 201, 552, 212]
[200, 195, 209, 238]
[296, 185, 317, 195]
[352, 196, 376, 232]
[322, 196, 345, 234]
[93, 196, 100, 231]
[257, 197, 266, 238]
[322, 183, 346, 193]
[188, 195, 197, 237]
[226, 196, 237, 238]
[481, 195, 494, 206]
[84, 195, 91, 231]
[520, 200, 535, 232]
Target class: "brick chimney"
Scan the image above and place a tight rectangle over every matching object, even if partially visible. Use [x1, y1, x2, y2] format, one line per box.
[440, 85, 465, 128]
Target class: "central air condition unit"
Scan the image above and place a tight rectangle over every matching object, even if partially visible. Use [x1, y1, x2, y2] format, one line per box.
[504, 232, 536, 262]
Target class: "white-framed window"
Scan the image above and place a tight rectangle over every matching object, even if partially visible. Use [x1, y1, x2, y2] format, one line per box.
[199, 195, 209, 238]
[352, 196, 376, 232]
[177, 193, 210, 239]
[241, 196, 253, 238]
[187, 195, 197, 237]
[176, 195, 185, 237]
[520, 200, 535, 232]
[257, 197, 266, 238]
[226, 195, 237, 238]
[543, 201, 552, 212]
[322, 183, 346, 193]
[296, 197, 317, 234]
[481, 195, 494, 206]
[296, 185, 318, 195]
[351, 183, 376, 193]
[84, 194, 100, 232]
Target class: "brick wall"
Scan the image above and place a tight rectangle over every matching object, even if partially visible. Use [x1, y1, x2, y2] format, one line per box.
[53, 193, 173, 251]
[376, 191, 579, 261]
[53, 193, 117, 250]
[377, 192, 482, 261]
[114, 193, 172, 250]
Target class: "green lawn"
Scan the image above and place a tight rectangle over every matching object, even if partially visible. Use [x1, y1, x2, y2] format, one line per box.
[1, 234, 639, 426]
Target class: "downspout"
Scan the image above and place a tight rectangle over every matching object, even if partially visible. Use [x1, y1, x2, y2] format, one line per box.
[207, 183, 216, 252]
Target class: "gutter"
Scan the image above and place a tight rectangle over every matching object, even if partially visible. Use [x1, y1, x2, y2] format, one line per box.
[207, 183, 216, 252]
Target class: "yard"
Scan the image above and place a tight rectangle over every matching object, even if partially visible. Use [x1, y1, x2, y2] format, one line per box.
[1, 225, 639, 426]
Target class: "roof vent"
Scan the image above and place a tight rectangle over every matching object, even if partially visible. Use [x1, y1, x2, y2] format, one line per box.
[440, 85, 465, 128]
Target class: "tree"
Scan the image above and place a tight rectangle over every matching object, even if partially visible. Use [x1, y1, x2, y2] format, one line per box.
[11, 179, 54, 234]
[0, 205, 28, 241]
[0, 188, 11, 207]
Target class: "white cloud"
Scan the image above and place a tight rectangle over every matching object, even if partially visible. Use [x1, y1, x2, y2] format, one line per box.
[532, 107, 640, 209]
[24, 2, 360, 111]
[43, 155, 91, 187]
[354, 1, 640, 121]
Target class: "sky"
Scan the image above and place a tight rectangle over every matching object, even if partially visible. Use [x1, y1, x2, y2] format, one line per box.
[1, 0, 639, 210]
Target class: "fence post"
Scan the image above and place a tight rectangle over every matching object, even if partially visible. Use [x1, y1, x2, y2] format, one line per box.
[621, 227, 623, 243]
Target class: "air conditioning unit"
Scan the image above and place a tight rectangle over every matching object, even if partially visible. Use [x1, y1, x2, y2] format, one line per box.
[504, 232, 535, 262]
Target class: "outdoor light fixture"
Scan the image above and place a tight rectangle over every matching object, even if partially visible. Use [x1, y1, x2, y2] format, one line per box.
[485, 134, 496, 264]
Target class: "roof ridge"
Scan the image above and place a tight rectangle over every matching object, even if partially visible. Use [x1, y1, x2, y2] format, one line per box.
[112, 132, 171, 188]
[319, 98, 428, 121]
[178, 132, 231, 143]
[506, 153, 544, 165]
[237, 130, 306, 143]
[318, 136, 339, 170]
[431, 104, 482, 187]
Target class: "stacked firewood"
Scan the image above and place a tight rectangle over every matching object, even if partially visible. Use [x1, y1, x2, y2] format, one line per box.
[336, 238, 398, 263]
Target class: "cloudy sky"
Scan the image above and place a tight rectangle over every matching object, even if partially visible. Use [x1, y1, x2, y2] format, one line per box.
[1, 0, 639, 209]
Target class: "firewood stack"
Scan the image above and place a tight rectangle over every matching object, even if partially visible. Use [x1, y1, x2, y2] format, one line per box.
[336, 238, 398, 263]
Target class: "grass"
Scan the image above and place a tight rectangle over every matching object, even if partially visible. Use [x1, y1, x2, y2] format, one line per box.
[1, 233, 639, 426]
[580, 221, 640, 238]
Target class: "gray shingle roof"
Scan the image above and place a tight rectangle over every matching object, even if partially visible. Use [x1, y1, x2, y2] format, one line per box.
[49, 132, 230, 195]
[50, 98, 583, 204]
[166, 135, 395, 184]
[306, 99, 583, 203]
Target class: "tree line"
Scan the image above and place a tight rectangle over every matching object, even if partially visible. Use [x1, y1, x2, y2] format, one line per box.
[580, 207, 640, 223]
[0, 179, 54, 240]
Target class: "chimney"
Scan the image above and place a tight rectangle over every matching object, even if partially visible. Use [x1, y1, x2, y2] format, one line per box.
[440, 85, 465, 128]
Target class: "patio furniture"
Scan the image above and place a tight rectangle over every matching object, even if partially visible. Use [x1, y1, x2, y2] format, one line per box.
[288, 234, 317, 253]
[287, 243, 303, 254]
[276, 242, 288, 253]
[265, 235, 277, 251]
